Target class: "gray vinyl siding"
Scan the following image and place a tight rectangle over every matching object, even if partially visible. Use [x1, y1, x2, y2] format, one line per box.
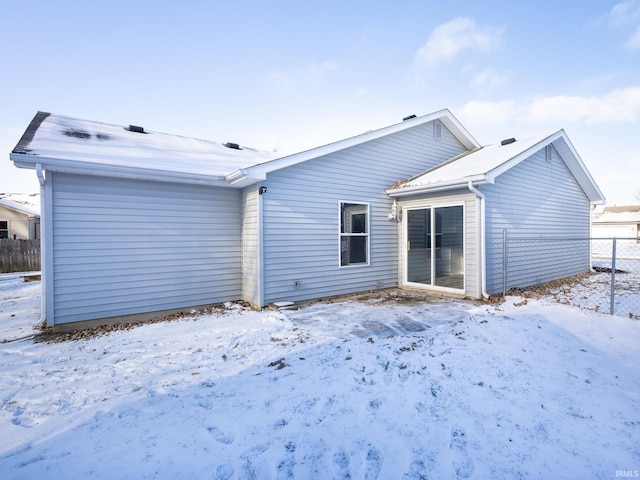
[483, 146, 591, 293]
[396, 190, 479, 298]
[241, 186, 261, 306]
[260, 121, 467, 305]
[49, 172, 242, 325]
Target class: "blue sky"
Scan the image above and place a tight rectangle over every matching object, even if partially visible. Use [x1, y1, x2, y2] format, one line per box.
[2, 0, 639, 204]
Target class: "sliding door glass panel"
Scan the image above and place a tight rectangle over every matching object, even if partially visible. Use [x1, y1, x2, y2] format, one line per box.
[434, 206, 464, 289]
[407, 209, 431, 284]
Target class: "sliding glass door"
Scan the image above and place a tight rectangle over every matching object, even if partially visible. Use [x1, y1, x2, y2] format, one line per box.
[406, 205, 464, 290]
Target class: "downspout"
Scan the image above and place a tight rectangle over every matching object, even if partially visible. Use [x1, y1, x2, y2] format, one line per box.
[257, 185, 265, 308]
[468, 181, 490, 299]
[35, 164, 47, 325]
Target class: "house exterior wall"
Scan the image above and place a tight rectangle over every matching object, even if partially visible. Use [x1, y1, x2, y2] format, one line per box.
[395, 189, 479, 298]
[241, 185, 261, 306]
[259, 121, 467, 305]
[482, 146, 591, 293]
[47, 172, 242, 325]
[0, 206, 39, 240]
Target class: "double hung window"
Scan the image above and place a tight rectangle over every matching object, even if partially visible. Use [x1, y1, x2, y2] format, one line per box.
[340, 202, 369, 266]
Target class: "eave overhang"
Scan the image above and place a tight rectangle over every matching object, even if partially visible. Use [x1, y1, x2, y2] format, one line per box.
[386, 175, 490, 197]
[11, 152, 232, 188]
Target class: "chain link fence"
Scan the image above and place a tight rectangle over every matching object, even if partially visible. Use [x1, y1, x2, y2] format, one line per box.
[500, 234, 640, 319]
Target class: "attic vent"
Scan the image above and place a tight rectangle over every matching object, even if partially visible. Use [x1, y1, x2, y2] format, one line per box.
[545, 145, 553, 162]
[501, 138, 516, 146]
[127, 125, 145, 134]
[433, 121, 442, 139]
[403, 114, 417, 121]
[224, 142, 241, 150]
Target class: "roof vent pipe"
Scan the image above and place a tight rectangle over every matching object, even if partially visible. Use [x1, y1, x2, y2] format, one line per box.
[127, 125, 145, 134]
[403, 114, 417, 121]
[224, 142, 241, 150]
[501, 138, 516, 146]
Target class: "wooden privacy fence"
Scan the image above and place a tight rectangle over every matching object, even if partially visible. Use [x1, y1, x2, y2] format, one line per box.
[0, 239, 41, 273]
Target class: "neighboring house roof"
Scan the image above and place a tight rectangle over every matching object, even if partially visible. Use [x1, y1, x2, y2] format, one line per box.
[0, 193, 40, 216]
[387, 129, 605, 204]
[592, 205, 640, 224]
[11, 110, 479, 189]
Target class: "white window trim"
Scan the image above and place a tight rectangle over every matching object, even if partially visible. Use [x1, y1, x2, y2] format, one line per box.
[338, 201, 370, 268]
[0, 220, 9, 239]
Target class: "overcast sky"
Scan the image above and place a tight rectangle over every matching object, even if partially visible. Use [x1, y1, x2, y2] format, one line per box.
[1, 0, 639, 204]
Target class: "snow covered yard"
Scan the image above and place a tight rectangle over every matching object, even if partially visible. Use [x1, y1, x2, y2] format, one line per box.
[0, 274, 639, 479]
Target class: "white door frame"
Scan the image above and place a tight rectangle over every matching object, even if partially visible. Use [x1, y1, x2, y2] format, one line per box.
[402, 203, 466, 295]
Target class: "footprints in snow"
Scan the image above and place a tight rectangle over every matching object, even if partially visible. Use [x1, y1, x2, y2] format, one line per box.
[275, 441, 296, 480]
[332, 446, 384, 480]
[401, 428, 475, 479]
[450, 428, 475, 478]
[208, 401, 472, 479]
[214, 442, 383, 480]
[209, 435, 473, 479]
[332, 447, 351, 479]
[364, 447, 383, 480]
[207, 425, 234, 445]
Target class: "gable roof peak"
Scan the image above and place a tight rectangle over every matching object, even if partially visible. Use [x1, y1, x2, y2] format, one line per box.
[388, 128, 605, 204]
[226, 109, 480, 187]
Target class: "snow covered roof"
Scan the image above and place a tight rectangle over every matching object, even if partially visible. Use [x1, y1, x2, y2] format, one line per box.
[387, 129, 605, 204]
[219, 109, 480, 187]
[0, 193, 40, 216]
[10, 110, 479, 189]
[11, 112, 277, 187]
[592, 205, 640, 224]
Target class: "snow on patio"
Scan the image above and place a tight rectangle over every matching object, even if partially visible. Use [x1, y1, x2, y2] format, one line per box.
[0, 274, 639, 479]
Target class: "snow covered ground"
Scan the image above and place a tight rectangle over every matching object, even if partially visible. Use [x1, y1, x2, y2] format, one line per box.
[0, 272, 639, 479]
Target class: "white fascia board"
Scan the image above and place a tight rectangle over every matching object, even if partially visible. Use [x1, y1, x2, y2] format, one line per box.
[386, 175, 488, 197]
[551, 130, 606, 204]
[438, 114, 481, 150]
[483, 130, 606, 204]
[243, 109, 480, 180]
[11, 153, 231, 188]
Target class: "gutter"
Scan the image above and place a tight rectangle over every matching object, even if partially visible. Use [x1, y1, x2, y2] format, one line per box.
[11, 153, 231, 188]
[468, 181, 490, 299]
[387, 175, 488, 197]
[224, 168, 266, 188]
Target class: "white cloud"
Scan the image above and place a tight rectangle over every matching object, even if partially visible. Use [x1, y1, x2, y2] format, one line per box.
[469, 67, 510, 87]
[266, 61, 337, 91]
[525, 87, 640, 124]
[266, 71, 297, 91]
[605, 1, 640, 49]
[299, 61, 337, 83]
[609, 1, 640, 26]
[458, 87, 640, 128]
[628, 25, 640, 48]
[413, 17, 505, 69]
[459, 99, 518, 127]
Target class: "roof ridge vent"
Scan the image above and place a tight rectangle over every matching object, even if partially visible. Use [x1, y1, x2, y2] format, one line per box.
[403, 114, 417, 121]
[127, 125, 145, 134]
[224, 142, 241, 150]
[500, 138, 516, 146]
